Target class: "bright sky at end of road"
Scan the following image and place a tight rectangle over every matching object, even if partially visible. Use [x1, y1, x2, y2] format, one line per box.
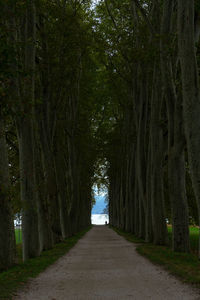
[92, 185, 108, 214]
[91, 214, 109, 225]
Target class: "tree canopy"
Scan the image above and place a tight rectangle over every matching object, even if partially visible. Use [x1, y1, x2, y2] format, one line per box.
[0, 0, 200, 269]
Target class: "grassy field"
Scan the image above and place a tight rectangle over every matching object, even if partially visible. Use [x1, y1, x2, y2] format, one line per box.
[15, 228, 22, 244]
[0, 227, 91, 299]
[112, 226, 200, 287]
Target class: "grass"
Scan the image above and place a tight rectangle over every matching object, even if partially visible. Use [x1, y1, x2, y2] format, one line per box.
[137, 244, 200, 285]
[0, 226, 91, 299]
[167, 225, 199, 256]
[112, 225, 200, 287]
[15, 228, 22, 244]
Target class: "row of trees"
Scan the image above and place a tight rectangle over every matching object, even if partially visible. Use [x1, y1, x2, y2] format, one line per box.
[0, 0, 97, 270]
[1, 0, 200, 271]
[94, 0, 200, 254]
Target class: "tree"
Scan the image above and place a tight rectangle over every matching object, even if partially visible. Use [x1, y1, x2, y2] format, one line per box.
[178, 0, 200, 256]
[0, 111, 16, 270]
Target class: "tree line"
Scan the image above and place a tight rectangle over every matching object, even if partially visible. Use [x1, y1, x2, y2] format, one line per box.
[1, 0, 200, 272]
[0, 0, 98, 270]
[98, 0, 200, 255]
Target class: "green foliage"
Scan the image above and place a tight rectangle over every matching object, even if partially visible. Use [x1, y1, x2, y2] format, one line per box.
[15, 229, 22, 244]
[1, 0, 199, 272]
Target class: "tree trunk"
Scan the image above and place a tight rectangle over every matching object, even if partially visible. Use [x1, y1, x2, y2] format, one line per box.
[34, 129, 53, 251]
[54, 121, 70, 238]
[68, 137, 80, 235]
[150, 69, 168, 245]
[134, 174, 140, 237]
[17, 118, 40, 260]
[17, 0, 40, 261]
[0, 116, 16, 270]
[125, 155, 132, 232]
[44, 148, 62, 242]
[178, 0, 200, 256]
[161, 0, 190, 252]
[145, 137, 154, 242]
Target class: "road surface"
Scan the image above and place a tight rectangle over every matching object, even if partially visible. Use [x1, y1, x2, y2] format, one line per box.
[15, 226, 200, 300]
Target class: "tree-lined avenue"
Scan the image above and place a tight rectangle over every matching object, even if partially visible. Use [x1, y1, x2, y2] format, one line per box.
[14, 226, 200, 300]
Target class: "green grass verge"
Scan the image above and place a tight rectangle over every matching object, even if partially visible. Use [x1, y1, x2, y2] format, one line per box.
[15, 229, 22, 245]
[0, 227, 91, 299]
[167, 225, 199, 256]
[137, 244, 200, 285]
[111, 225, 200, 287]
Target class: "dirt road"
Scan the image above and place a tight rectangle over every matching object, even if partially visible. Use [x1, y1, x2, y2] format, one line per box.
[15, 226, 200, 300]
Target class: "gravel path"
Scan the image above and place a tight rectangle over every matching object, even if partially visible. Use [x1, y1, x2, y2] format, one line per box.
[15, 226, 200, 300]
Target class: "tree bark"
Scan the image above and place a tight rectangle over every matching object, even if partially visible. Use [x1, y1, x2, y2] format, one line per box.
[54, 124, 70, 238]
[161, 0, 190, 252]
[150, 69, 168, 245]
[178, 0, 200, 256]
[34, 128, 53, 251]
[0, 116, 16, 270]
[17, 117, 40, 260]
[16, 0, 40, 261]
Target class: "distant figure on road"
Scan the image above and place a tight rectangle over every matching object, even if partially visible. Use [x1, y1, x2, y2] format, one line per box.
[105, 221, 107, 225]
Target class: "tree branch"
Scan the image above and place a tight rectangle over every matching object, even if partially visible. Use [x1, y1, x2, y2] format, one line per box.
[131, 0, 155, 35]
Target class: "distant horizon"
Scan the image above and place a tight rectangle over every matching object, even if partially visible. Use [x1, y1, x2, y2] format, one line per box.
[91, 214, 109, 225]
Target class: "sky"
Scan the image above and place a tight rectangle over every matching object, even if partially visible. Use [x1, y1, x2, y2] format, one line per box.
[92, 193, 107, 214]
[91, 214, 109, 225]
[91, 0, 100, 8]
[93, 184, 107, 197]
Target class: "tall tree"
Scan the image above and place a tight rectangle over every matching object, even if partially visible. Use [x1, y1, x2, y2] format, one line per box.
[161, 0, 190, 252]
[0, 111, 16, 270]
[16, 0, 40, 260]
[178, 0, 200, 256]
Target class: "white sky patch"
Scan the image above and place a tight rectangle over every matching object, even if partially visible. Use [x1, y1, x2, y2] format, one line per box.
[93, 184, 107, 196]
[91, 0, 101, 9]
[91, 214, 109, 225]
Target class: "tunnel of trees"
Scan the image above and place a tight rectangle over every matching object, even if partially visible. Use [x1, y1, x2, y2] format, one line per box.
[0, 0, 200, 270]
